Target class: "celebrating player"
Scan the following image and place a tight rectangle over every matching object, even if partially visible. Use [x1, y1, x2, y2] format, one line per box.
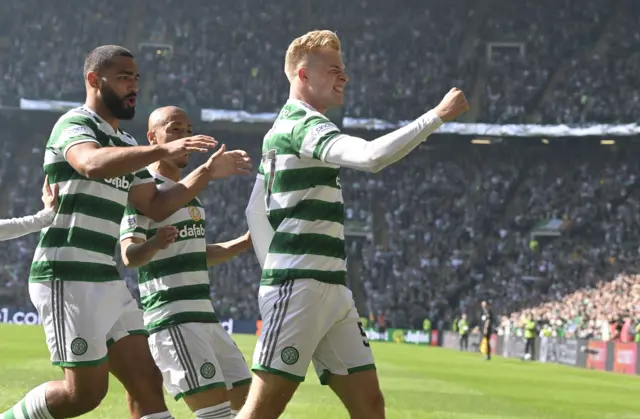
[119, 106, 253, 419]
[1, 45, 251, 419]
[0, 176, 57, 241]
[242, 30, 469, 419]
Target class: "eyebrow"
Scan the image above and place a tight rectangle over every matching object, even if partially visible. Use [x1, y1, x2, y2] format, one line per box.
[118, 70, 140, 78]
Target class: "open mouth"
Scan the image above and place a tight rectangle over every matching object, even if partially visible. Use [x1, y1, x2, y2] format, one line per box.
[333, 86, 344, 94]
[125, 96, 137, 107]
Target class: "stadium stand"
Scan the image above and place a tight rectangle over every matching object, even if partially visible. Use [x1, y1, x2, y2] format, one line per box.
[0, 0, 638, 342]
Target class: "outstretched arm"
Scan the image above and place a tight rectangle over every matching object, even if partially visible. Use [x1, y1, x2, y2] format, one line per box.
[312, 88, 469, 173]
[128, 144, 252, 222]
[0, 176, 58, 241]
[206, 232, 252, 267]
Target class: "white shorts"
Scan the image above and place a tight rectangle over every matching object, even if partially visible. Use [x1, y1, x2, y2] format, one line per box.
[149, 322, 252, 400]
[29, 280, 145, 367]
[253, 279, 376, 383]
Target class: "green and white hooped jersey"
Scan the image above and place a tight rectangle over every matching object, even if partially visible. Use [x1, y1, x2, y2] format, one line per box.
[30, 106, 154, 283]
[119, 171, 216, 334]
[256, 99, 347, 287]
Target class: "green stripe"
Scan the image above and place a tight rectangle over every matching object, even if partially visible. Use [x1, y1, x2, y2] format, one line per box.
[267, 200, 344, 231]
[268, 232, 345, 259]
[174, 382, 227, 401]
[121, 226, 148, 238]
[260, 269, 346, 286]
[20, 400, 30, 419]
[138, 252, 207, 284]
[58, 193, 126, 225]
[232, 378, 252, 388]
[136, 168, 153, 180]
[268, 167, 339, 194]
[30, 262, 119, 282]
[46, 160, 135, 193]
[313, 132, 340, 160]
[45, 161, 78, 184]
[3, 406, 16, 419]
[39, 227, 117, 257]
[264, 133, 299, 156]
[146, 311, 219, 334]
[141, 284, 211, 311]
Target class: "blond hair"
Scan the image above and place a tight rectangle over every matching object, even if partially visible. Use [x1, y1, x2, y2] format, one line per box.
[284, 30, 341, 81]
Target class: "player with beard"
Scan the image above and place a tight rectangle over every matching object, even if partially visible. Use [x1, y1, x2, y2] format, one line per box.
[120, 106, 253, 419]
[1, 45, 252, 419]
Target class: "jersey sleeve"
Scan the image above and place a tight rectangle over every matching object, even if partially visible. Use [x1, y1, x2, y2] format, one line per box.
[48, 115, 107, 160]
[291, 115, 342, 161]
[132, 167, 155, 187]
[120, 203, 151, 241]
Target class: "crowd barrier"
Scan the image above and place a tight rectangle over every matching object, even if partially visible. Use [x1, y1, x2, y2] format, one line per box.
[440, 331, 640, 376]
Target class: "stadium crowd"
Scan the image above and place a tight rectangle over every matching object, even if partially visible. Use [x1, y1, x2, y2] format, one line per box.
[1, 0, 640, 340]
[1, 0, 639, 124]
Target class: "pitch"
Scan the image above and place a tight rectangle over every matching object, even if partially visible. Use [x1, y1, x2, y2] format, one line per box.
[0, 325, 638, 418]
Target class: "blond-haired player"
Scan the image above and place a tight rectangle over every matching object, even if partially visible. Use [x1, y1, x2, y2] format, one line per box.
[242, 30, 469, 419]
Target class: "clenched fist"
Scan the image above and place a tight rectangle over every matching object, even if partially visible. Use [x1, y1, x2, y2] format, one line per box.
[150, 225, 179, 250]
[434, 88, 470, 122]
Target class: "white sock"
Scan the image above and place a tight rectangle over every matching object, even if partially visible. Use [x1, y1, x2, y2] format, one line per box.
[140, 412, 174, 419]
[231, 409, 239, 418]
[195, 401, 231, 418]
[2, 382, 54, 419]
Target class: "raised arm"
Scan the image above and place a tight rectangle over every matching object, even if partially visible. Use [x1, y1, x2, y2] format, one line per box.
[303, 88, 469, 173]
[128, 144, 252, 222]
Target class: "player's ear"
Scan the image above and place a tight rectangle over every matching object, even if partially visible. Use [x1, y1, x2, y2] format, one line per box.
[86, 71, 100, 89]
[147, 130, 156, 145]
[297, 67, 307, 83]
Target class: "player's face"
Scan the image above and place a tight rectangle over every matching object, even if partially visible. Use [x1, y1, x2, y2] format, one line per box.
[97, 56, 139, 120]
[158, 112, 193, 168]
[307, 48, 348, 109]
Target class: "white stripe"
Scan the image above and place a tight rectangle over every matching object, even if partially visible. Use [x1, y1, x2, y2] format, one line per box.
[33, 246, 114, 266]
[13, 405, 25, 419]
[155, 205, 205, 227]
[57, 179, 128, 207]
[152, 241, 206, 262]
[144, 299, 214, 325]
[120, 232, 147, 242]
[44, 149, 66, 165]
[270, 119, 297, 135]
[264, 253, 346, 272]
[278, 218, 344, 239]
[270, 186, 343, 210]
[62, 139, 100, 159]
[54, 213, 120, 238]
[139, 271, 210, 298]
[274, 154, 338, 171]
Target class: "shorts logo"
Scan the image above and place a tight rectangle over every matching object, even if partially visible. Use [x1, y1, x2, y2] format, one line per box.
[281, 346, 299, 365]
[200, 362, 216, 379]
[70, 338, 88, 356]
[188, 206, 202, 222]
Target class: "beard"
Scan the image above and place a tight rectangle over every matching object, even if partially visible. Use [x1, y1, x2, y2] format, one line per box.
[100, 83, 136, 120]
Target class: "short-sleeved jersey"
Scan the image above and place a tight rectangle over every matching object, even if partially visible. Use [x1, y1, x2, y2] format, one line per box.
[30, 106, 154, 283]
[119, 170, 216, 334]
[256, 99, 347, 286]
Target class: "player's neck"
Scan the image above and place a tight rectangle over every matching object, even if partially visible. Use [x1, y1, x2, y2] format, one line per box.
[149, 160, 181, 182]
[84, 99, 119, 131]
[289, 90, 327, 115]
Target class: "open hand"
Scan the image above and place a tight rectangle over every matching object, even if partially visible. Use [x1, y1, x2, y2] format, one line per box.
[150, 225, 179, 250]
[203, 144, 252, 180]
[161, 135, 218, 157]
